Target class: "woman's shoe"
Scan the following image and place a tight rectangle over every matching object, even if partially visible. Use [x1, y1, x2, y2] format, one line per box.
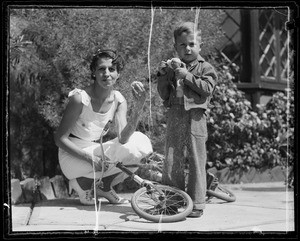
[94, 181, 129, 204]
[69, 179, 96, 205]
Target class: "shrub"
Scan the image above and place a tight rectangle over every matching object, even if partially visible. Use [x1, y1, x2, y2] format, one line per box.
[206, 65, 294, 173]
[9, 8, 294, 184]
[9, 8, 224, 180]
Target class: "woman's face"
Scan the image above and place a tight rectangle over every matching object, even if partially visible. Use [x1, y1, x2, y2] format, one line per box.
[93, 58, 120, 89]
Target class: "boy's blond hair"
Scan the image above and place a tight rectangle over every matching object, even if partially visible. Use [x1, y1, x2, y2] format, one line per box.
[173, 21, 202, 43]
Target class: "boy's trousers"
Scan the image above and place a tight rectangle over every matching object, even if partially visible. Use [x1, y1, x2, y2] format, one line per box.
[162, 104, 207, 210]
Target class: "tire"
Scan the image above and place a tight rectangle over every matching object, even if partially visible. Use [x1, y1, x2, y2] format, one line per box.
[206, 185, 236, 202]
[131, 184, 193, 223]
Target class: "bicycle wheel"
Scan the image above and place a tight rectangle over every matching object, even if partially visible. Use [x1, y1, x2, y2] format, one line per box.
[131, 184, 193, 223]
[206, 185, 236, 202]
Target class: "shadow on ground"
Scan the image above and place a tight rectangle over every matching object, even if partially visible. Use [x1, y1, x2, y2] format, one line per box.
[241, 187, 289, 192]
[33, 198, 139, 222]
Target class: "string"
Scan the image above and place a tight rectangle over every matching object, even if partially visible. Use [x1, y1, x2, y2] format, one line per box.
[285, 6, 291, 232]
[194, 7, 201, 40]
[147, 4, 155, 135]
[92, 147, 106, 233]
[92, 152, 99, 233]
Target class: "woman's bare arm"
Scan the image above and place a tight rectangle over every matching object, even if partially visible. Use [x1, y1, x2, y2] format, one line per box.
[54, 94, 94, 164]
[115, 81, 146, 144]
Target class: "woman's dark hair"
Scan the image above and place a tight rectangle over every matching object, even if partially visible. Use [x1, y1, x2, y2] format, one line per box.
[90, 49, 124, 80]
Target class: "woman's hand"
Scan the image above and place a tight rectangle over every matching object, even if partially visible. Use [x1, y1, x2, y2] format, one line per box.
[91, 155, 109, 172]
[117, 81, 146, 144]
[131, 81, 146, 108]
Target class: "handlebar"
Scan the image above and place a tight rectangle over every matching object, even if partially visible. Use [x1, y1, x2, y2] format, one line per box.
[100, 120, 112, 140]
[99, 120, 114, 166]
[103, 120, 112, 132]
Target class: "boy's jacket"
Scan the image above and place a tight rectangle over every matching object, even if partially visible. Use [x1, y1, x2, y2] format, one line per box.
[157, 55, 217, 110]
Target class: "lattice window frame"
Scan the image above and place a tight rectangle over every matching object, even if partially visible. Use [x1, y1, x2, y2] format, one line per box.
[217, 9, 242, 67]
[217, 8, 290, 88]
[258, 9, 289, 82]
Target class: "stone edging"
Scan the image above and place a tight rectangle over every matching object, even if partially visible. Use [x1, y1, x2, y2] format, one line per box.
[11, 175, 70, 205]
[11, 166, 288, 205]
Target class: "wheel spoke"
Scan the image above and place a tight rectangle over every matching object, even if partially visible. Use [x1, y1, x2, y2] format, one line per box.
[131, 185, 193, 222]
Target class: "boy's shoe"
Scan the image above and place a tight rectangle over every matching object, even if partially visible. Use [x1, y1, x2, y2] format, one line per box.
[187, 209, 203, 218]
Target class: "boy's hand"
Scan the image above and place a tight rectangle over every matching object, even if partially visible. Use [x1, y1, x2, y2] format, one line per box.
[158, 61, 168, 75]
[174, 63, 188, 80]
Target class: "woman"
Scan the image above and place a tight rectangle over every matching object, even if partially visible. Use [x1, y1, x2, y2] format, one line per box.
[54, 49, 153, 205]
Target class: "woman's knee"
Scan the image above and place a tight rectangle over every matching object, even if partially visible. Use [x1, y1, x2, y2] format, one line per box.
[127, 131, 153, 153]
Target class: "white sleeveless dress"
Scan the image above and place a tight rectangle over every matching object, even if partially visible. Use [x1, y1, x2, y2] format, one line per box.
[58, 88, 153, 180]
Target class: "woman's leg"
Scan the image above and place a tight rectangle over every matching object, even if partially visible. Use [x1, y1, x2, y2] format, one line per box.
[59, 132, 152, 195]
[99, 132, 152, 185]
[94, 132, 152, 203]
[76, 177, 94, 190]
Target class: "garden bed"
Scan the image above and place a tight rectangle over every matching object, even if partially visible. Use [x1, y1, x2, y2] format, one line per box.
[208, 166, 288, 184]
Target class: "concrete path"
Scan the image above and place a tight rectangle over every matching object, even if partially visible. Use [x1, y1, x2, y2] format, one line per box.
[11, 182, 295, 233]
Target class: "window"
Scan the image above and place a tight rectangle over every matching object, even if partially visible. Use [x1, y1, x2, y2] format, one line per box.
[259, 9, 288, 82]
[217, 8, 289, 85]
[218, 9, 242, 68]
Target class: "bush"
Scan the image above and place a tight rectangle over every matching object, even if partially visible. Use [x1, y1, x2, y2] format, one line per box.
[9, 8, 294, 183]
[136, 63, 294, 187]
[206, 65, 294, 172]
[9, 8, 224, 180]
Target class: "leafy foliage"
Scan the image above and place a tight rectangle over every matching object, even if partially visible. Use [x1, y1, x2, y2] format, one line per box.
[9, 8, 223, 179]
[206, 66, 294, 172]
[8, 8, 294, 182]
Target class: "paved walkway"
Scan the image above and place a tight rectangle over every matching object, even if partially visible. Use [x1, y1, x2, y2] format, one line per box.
[11, 182, 295, 234]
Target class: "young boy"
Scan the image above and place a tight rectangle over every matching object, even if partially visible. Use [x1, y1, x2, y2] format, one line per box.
[157, 22, 217, 218]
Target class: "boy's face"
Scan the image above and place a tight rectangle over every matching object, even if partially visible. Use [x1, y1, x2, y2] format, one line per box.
[174, 32, 201, 64]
